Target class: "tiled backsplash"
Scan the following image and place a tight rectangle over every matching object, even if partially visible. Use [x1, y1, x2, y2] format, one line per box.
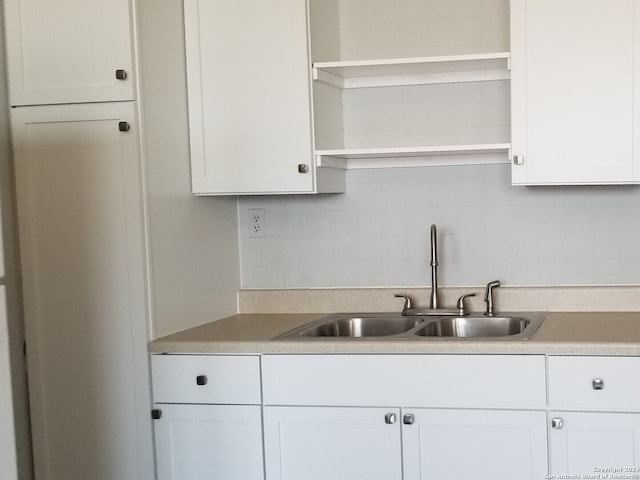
[239, 164, 640, 288]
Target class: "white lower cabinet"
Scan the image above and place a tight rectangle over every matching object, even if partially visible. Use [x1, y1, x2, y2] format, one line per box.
[263, 405, 547, 480]
[150, 354, 264, 480]
[549, 411, 640, 475]
[261, 354, 548, 480]
[149, 353, 640, 479]
[402, 409, 547, 480]
[264, 406, 402, 480]
[547, 356, 640, 476]
[154, 404, 264, 480]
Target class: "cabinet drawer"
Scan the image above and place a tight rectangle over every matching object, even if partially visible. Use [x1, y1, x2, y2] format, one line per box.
[151, 354, 261, 405]
[548, 356, 640, 412]
[262, 354, 546, 409]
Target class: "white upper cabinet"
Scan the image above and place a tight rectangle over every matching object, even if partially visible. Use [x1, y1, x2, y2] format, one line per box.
[3, 0, 135, 106]
[185, 0, 511, 194]
[184, 0, 344, 195]
[511, 0, 640, 185]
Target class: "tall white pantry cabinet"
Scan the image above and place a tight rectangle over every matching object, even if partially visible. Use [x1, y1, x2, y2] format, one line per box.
[4, 0, 155, 479]
[4, 0, 241, 475]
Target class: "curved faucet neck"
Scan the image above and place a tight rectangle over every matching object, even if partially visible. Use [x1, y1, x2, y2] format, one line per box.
[429, 224, 439, 309]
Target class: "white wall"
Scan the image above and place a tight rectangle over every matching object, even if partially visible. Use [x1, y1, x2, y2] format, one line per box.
[239, 164, 640, 288]
[0, 2, 33, 477]
[137, 0, 241, 337]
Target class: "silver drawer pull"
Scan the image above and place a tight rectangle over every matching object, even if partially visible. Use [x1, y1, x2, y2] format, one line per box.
[592, 378, 604, 390]
[384, 413, 396, 425]
[403, 414, 415, 425]
[551, 418, 563, 429]
[196, 375, 208, 386]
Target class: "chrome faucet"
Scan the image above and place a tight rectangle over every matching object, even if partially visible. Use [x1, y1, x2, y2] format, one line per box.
[395, 224, 476, 317]
[429, 224, 439, 309]
[484, 280, 501, 316]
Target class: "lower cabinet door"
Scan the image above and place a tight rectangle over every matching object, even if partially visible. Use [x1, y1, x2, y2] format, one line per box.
[549, 411, 640, 476]
[153, 404, 264, 480]
[402, 408, 548, 480]
[263, 406, 402, 480]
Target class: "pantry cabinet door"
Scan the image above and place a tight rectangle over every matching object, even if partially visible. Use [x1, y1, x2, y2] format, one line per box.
[263, 406, 402, 480]
[3, 0, 135, 105]
[11, 103, 153, 480]
[510, 0, 640, 184]
[549, 411, 640, 476]
[402, 408, 548, 480]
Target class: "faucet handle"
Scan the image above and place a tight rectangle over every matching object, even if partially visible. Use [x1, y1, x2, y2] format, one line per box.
[456, 293, 476, 316]
[394, 294, 414, 313]
[484, 280, 501, 316]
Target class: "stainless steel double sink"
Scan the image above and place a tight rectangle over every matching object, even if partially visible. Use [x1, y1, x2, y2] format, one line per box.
[276, 312, 547, 340]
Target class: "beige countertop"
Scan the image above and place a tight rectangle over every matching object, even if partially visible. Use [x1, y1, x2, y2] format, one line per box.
[149, 312, 640, 355]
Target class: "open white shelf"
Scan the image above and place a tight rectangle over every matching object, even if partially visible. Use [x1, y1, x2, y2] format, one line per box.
[315, 143, 511, 169]
[313, 52, 511, 88]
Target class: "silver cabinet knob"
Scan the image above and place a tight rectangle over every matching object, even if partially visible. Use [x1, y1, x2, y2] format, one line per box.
[115, 69, 128, 80]
[592, 378, 604, 390]
[403, 414, 414, 425]
[551, 418, 563, 429]
[384, 413, 396, 424]
[513, 155, 525, 165]
[297, 164, 309, 174]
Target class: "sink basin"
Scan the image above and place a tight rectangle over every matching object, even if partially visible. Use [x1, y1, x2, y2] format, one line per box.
[415, 316, 531, 338]
[277, 314, 424, 338]
[276, 312, 547, 340]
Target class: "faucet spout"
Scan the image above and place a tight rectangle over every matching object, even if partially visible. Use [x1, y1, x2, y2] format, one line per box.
[429, 224, 439, 309]
[396, 225, 476, 316]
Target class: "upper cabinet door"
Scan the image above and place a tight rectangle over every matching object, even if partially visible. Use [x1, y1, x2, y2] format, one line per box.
[184, 0, 320, 195]
[511, 0, 640, 185]
[3, 0, 135, 105]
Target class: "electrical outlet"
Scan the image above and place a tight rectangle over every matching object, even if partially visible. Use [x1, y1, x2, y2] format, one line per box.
[248, 208, 266, 238]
